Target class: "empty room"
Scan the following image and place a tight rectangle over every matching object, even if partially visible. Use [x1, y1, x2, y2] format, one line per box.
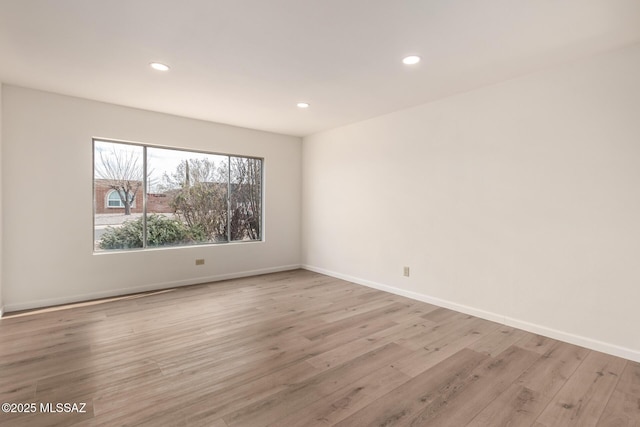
[1, 1, 640, 426]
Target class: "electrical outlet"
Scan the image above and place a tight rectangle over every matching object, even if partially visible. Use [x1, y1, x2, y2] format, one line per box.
[195, 259, 205, 265]
[403, 266, 410, 277]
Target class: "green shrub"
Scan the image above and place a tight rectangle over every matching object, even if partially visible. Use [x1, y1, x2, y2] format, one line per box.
[99, 215, 194, 249]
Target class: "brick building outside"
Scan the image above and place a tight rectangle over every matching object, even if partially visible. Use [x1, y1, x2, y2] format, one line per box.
[94, 179, 174, 214]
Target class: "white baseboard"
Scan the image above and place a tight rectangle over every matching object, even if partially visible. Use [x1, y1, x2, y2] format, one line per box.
[302, 264, 640, 363]
[500, 315, 640, 363]
[0, 305, 4, 318]
[3, 264, 301, 313]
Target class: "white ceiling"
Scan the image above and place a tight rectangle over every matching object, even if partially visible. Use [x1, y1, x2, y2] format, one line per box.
[1, 1, 640, 137]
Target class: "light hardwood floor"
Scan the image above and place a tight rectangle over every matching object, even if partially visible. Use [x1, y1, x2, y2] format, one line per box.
[0, 269, 638, 426]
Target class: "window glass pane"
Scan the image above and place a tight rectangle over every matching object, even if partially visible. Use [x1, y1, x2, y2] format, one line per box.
[107, 190, 136, 207]
[107, 191, 121, 207]
[230, 157, 262, 241]
[147, 147, 229, 247]
[94, 140, 144, 251]
[93, 139, 261, 252]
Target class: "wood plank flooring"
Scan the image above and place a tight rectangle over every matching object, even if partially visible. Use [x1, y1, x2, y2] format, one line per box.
[0, 269, 638, 426]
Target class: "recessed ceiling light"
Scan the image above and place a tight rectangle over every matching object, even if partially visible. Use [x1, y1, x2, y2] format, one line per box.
[402, 55, 421, 65]
[297, 102, 310, 109]
[150, 62, 170, 71]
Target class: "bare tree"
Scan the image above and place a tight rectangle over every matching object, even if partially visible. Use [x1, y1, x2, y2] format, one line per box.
[95, 145, 142, 215]
[162, 158, 229, 242]
[159, 156, 261, 242]
[230, 157, 262, 240]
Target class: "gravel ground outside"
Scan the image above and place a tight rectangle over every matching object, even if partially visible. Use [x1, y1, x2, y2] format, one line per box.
[94, 213, 175, 226]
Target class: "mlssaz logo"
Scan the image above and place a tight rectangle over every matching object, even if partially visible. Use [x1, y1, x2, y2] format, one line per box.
[40, 403, 87, 413]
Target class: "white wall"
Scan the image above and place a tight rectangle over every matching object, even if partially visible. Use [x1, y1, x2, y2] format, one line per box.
[2, 86, 302, 311]
[0, 83, 3, 316]
[302, 43, 640, 361]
